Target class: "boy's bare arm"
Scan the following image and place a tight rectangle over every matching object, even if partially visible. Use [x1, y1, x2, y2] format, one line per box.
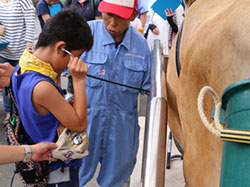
[32, 58, 88, 132]
[68, 56, 88, 131]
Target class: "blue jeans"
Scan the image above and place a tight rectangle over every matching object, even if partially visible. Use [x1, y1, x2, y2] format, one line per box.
[0, 56, 18, 114]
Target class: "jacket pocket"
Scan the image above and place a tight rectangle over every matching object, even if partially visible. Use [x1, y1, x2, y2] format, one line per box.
[85, 53, 108, 88]
[122, 59, 146, 93]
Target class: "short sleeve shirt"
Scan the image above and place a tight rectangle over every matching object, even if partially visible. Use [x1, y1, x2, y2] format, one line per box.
[137, 0, 148, 16]
[36, 0, 63, 29]
[66, 0, 101, 21]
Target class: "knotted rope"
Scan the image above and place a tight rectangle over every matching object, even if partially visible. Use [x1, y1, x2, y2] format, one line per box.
[197, 86, 224, 137]
[198, 86, 250, 144]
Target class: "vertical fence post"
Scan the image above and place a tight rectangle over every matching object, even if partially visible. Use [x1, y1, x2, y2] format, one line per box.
[142, 39, 168, 187]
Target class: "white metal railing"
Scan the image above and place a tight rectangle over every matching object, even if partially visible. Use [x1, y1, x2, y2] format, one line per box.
[141, 39, 168, 187]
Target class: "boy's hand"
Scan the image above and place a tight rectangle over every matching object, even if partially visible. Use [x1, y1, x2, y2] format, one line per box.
[68, 57, 88, 81]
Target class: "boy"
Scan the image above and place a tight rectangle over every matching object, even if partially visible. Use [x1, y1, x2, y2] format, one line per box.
[64, 0, 102, 100]
[11, 8, 93, 186]
[78, 0, 151, 186]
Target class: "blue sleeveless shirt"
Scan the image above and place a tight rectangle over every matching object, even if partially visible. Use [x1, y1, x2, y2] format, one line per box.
[11, 65, 81, 170]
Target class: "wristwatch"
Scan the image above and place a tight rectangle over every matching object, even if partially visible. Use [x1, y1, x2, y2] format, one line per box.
[23, 145, 32, 162]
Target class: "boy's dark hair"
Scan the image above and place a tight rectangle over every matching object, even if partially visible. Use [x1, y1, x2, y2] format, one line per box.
[35, 8, 93, 52]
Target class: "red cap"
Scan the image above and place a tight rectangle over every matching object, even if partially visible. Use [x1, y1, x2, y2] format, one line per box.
[98, 0, 138, 19]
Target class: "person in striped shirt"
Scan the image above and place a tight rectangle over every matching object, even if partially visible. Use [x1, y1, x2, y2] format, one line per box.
[0, 0, 35, 125]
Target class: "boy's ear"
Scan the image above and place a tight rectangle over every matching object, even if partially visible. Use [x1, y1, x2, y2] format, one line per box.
[130, 10, 139, 22]
[55, 41, 66, 54]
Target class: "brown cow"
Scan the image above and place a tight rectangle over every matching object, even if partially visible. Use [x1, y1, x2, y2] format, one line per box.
[167, 0, 250, 186]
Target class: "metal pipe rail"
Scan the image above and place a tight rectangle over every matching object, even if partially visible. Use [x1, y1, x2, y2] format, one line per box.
[142, 39, 168, 187]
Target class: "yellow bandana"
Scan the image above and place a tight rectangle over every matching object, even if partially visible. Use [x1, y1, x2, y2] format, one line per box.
[19, 49, 58, 83]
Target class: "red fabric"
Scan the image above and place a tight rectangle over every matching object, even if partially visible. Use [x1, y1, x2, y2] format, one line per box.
[98, 0, 137, 19]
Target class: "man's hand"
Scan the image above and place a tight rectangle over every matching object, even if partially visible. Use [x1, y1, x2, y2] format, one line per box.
[30, 142, 58, 162]
[0, 63, 14, 88]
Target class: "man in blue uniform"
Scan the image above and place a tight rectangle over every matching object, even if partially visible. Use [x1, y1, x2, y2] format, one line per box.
[78, 0, 151, 186]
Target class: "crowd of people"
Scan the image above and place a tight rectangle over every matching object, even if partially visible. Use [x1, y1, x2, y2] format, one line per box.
[0, 0, 185, 186]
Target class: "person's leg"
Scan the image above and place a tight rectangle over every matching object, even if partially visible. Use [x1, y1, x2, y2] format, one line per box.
[0, 56, 8, 116]
[78, 109, 103, 186]
[2, 87, 10, 117]
[97, 113, 140, 187]
[47, 167, 79, 187]
[0, 57, 18, 123]
[79, 155, 99, 186]
[47, 181, 73, 187]
[69, 166, 79, 186]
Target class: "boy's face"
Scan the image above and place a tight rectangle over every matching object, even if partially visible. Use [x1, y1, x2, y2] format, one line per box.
[55, 49, 85, 73]
[102, 12, 137, 42]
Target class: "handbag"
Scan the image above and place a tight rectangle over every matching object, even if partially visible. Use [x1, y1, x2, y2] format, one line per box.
[52, 127, 89, 162]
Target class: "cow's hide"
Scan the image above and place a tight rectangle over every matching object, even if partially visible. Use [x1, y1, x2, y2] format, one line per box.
[167, 0, 250, 186]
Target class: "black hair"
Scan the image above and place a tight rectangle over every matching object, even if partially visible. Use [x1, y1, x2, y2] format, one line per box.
[35, 7, 93, 52]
